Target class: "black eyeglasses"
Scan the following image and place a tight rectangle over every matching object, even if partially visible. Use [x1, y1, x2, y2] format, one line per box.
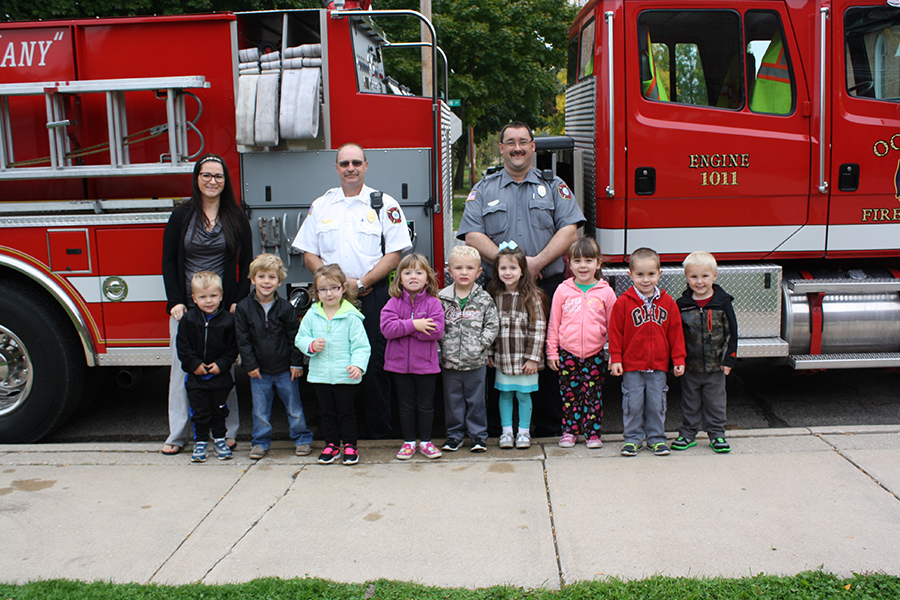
[199, 172, 225, 182]
[337, 159, 364, 168]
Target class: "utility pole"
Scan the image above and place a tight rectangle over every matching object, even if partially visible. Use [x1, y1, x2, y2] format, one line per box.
[421, 0, 432, 97]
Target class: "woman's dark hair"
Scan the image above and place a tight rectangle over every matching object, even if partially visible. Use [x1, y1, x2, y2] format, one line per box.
[190, 153, 247, 257]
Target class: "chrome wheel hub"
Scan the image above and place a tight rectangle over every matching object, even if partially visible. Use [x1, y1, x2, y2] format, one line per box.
[0, 326, 33, 416]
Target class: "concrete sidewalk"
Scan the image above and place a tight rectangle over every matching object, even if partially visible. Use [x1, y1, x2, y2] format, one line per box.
[2, 426, 899, 588]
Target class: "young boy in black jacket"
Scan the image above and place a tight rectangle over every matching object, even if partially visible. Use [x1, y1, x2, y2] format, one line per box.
[673, 251, 738, 453]
[177, 271, 238, 462]
[235, 254, 313, 460]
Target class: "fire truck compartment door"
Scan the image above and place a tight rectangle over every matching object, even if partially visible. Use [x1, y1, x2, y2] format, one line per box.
[94, 228, 168, 347]
[625, 6, 815, 259]
[828, 4, 900, 255]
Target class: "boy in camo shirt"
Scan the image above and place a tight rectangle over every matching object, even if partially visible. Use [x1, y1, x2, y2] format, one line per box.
[438, 245, 500, 453]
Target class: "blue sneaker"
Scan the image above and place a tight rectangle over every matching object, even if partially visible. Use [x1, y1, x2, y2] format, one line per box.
[213, 438, 233, 460]
[191, 441, 208, 463]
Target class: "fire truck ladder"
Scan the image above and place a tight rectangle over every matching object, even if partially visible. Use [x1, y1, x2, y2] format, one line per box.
[0, 76, 209, 180]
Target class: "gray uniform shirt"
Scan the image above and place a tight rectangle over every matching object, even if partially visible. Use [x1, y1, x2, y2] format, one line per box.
[457, 167, 585, 278]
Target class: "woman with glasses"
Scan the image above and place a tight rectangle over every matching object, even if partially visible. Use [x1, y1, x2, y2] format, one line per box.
[160, 154, 252, 455]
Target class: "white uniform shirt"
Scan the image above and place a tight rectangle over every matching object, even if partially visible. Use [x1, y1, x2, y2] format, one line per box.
[292, 184, 412, 280]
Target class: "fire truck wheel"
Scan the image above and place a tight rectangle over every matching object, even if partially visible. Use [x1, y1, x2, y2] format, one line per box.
[0, 280, 86, 443]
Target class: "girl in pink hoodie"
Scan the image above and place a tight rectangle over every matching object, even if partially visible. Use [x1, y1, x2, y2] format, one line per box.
[546, 238, 617, 449]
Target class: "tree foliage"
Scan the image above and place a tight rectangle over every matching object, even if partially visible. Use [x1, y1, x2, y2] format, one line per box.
[377, 0, 575, 142]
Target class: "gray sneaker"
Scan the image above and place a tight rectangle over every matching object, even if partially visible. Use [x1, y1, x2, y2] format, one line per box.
[498, 432, 515, 449]
[295, 444, 312, 456]
[249, 445, 267, 460]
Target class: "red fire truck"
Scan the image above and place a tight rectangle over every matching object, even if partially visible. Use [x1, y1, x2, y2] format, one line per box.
[557, 0, 900, 372]
[0, 8, 454, 442]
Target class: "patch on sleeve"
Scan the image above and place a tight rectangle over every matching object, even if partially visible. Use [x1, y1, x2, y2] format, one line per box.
[387, 206, 402, 224]
[466, 190, 477, 202]
[558, 182, 573, 200]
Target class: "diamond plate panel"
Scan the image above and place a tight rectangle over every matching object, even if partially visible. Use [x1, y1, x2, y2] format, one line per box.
[602, 264, 782, 338]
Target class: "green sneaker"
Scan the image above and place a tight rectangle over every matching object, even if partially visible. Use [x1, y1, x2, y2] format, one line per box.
[620, 442, 641, 457]
[710, 437, 731, 453]
[650, 442, 670, 456]
[671, 436, 697, 451]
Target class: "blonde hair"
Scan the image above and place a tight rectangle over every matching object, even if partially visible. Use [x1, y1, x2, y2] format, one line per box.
[249, 253, 287, 282]
[683, 250, 718, 273]
[312, 264, 356, 304]
[191, 271, 223, 294]
[448, 244, 481, 264]
[390, 253, 439, 298]
[629, 247, 661, 270]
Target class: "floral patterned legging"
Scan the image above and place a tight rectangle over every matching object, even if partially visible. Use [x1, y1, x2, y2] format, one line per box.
[558, 348, 604, 438]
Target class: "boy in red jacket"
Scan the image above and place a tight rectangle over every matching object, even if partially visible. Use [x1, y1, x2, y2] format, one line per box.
[609, 248, 686, 457]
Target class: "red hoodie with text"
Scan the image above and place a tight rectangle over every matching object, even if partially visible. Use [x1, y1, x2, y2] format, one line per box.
[608, 286, 686, 372]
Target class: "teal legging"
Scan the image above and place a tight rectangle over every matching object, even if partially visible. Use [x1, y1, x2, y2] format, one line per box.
[499, 390, 533, 430]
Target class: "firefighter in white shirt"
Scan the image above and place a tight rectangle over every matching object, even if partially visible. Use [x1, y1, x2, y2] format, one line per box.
[293, 143, 412, 439]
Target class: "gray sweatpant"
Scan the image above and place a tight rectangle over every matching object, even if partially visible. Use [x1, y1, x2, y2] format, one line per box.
[678, 370, 727, 440]
[443, 367, 488, 441]
[621, 370, 668, 446]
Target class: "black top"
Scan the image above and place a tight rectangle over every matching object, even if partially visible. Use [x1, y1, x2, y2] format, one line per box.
[162, 202, 252, 313]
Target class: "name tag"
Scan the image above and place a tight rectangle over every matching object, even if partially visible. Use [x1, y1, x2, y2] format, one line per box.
[488, 199, 500, 207]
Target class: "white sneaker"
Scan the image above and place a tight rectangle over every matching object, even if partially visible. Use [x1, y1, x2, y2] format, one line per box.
[515, 431, 531, 449]
[498, 432, 514, 449]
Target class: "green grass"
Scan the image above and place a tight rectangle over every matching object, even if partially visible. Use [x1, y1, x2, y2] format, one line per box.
[2, 572, 899, 600]
[452, 190, 468, 232]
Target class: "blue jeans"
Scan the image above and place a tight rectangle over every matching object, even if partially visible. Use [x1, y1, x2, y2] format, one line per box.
[250, 371, 313, 449]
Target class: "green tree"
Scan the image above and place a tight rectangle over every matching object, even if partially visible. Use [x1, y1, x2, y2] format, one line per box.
[375, 0, 576, 187]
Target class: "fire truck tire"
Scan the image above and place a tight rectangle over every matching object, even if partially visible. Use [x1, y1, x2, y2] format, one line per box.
[0, 280, 86, 443]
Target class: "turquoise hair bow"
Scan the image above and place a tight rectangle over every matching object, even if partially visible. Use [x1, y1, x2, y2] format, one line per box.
[498, 240, 518, 251]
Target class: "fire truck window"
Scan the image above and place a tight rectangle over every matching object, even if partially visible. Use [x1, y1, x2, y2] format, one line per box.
[746, 11, 795, 114]
[845, 7, 900, 101]
[638, 11, 741, 108]
[567, 34, 579, 85]
[579, 19, 596, 80]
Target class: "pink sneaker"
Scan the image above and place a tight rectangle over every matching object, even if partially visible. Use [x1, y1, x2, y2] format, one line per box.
[558, 433, 577, 448]
[396, 442, 416, 460]
[586, 436, 603, 449]
[419, 442, 442, 459]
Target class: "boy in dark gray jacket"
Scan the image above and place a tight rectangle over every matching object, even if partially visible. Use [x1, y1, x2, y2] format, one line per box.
[674, 251, 738, 454]
[235, 254, 313, 460]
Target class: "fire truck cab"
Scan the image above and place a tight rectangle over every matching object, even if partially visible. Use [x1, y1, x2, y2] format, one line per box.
[0, 9, 453, 442]
[564, 0, 900, 369]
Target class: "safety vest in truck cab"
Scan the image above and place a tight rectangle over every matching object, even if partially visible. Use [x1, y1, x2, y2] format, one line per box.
[642, 32, 669, 101]
[750, 30, 791, 114]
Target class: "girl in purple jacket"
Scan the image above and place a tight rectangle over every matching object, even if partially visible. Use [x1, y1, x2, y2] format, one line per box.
[380, 253, 445, 460]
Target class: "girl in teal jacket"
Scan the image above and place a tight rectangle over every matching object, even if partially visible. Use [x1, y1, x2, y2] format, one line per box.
[296, 264, 371, 465]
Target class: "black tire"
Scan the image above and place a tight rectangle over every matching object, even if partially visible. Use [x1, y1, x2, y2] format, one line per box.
[0, 279, 86, 443]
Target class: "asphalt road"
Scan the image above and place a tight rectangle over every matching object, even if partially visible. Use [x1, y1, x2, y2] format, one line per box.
[45, 359, 900, 444]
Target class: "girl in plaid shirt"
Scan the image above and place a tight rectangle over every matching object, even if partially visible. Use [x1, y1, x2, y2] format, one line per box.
[487, 242, 548, 450]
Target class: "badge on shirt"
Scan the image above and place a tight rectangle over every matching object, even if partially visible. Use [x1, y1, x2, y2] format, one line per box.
[466, 190, 477, 202]
[367, 209, 377, 223]
[322, 218, 333, 224]
[488, 199, 500, 207]
[558, 182, 573, 200]
[387, 206, 402, 224]
[538, 185, 547, 197]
